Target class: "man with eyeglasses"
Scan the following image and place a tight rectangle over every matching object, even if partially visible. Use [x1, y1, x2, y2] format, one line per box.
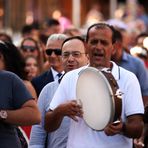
[29, 36, 89, 148]
[61, 36, 89, 72]
[31, 34, 67, 97]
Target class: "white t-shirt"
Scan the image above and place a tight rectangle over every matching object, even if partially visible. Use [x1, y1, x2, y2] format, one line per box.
[48, 62, 144, 148]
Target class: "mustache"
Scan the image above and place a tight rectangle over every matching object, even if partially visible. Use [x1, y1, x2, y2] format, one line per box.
[92, 49, 104, 55]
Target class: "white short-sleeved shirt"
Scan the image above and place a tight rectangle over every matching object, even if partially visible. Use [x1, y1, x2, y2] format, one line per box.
[48, 62, 144, 148]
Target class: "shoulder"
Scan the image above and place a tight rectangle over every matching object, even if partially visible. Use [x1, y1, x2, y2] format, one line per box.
[63, 66, 87, 79]
[126, 53, 145, 66]
[118, 66, 142, 92]
[0, 70, 20, 79]
[42, 80, 59, 92]
[23, 80, 37, 99]
[113, 62, 138, 82]
[0, 70, 23, 85]
[31, 70, 54, 90]
[32, 70, 51, 81]
[39, 80, 59, 96]
[120, 65, 137, 79]
[45, 80, 59, 88]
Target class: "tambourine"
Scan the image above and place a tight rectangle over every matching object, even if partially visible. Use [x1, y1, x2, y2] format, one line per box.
[76, 67, 122, 131]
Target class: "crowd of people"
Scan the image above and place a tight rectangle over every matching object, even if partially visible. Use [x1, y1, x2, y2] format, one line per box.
[0, 3, 148, 148]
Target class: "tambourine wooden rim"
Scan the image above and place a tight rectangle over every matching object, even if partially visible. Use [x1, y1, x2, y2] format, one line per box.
[76, 67, 121, 131]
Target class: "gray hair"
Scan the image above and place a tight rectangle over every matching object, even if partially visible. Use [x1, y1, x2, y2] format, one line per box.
[46, 34, 67, 46]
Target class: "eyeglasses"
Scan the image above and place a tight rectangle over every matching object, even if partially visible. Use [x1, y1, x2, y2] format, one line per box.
[46, 49, 62, 56]
[21, 45, 37, 52]
[62, 51, 86, 58]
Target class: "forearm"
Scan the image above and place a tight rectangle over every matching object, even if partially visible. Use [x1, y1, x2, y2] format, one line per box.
[44, 108, 64, 132]
[122, 115, 144, 138]
[3, 100, 41, 126]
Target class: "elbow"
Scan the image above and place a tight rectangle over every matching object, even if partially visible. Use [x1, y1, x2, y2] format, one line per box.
[44, 117, 55, 132]
[31, 107, 41, 124]
[35, 113, 41, 124]
[44, 124, 51, 132]
[44, 111, 59, 132]
[31, 111, 41, 125]
[44, 124, 57, 133]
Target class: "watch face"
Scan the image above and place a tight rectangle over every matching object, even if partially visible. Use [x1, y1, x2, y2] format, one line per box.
[0, 110, 7, 119]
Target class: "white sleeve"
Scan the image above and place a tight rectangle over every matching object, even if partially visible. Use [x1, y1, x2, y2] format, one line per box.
[122, 72, 144, 117]
[47, 74, 70, 111]
[29, 85, 48, 146]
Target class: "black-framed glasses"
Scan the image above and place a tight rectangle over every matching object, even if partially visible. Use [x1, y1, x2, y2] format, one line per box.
[62, 51, 86, 58]
[46, 49, 62, 56]
[21, 45, 37, 52]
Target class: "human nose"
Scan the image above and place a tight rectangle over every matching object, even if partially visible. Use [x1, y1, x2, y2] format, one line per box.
[67, 54, 75, 61]
[50, 51, 56, 57]
[95, 41, 104, 50]
[95, 40, 102, 47]
[31, 65, 36, 69]
[69, 53, 74, 58]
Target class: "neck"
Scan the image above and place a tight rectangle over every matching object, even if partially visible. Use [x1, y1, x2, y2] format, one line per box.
[90, 62, 112, 70]
[52, 67, 63, 73]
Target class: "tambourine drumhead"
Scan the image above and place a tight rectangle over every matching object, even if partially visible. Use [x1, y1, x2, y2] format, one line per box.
[76, 67, 115, 131]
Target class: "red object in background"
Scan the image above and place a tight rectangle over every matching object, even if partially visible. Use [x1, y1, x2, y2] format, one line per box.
[21, 126, 32, 139]
[144, 60, 148, 69]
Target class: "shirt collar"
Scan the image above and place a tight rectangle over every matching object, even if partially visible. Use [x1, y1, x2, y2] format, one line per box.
[111, 61, 120, 81]
[51, 67, 64, 80]
[122, 51, 128, 62]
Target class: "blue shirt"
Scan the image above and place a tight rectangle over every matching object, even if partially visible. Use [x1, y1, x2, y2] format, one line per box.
[119, 51, 148, 96]
[0, 70, 33, 148]
[29, 80, 70, 148]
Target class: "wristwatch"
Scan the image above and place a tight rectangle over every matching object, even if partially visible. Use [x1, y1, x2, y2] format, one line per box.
[0, 110, 8, 120]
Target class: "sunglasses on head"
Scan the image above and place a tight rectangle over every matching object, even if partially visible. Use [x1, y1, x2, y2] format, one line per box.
[46, 49, 62, 56]
[21, 45, 37, 52]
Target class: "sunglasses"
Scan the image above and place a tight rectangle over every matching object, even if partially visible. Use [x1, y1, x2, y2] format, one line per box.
[21, 45, 37, 52]
[46, 49, 62, 56]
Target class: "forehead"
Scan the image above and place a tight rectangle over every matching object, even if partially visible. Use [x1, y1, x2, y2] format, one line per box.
[23, 40, 36, 46]
[88, 27, 113, 40]
[26, 57, 37, 63]
[62, 39, 85, 51]
[46, 39, 64, 49]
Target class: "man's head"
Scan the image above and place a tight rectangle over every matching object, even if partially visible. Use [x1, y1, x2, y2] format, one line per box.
[61, 36, 89, 72]
[86, 23, 116, 69]
[111, 28, 123, 64]
[46, 18, 61, 36]
[45, 34, 67, 72]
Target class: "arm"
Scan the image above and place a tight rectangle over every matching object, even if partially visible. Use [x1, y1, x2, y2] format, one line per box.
[134, 105, 148, 148]
[104, 114, 144, 138]
[143, 96, 148, 107]
[134, 128, 145, 148]
[2, 99, 41, 126]
[122, 114, 144, 138]
[29, 84, 51, 147]
[24, 80, 37, 101]
[45, 100, 83, 132]
[29, 125, 47, 147]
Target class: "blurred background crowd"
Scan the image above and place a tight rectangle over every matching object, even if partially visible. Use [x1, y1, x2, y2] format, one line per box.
[0, 0, 147, 74]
